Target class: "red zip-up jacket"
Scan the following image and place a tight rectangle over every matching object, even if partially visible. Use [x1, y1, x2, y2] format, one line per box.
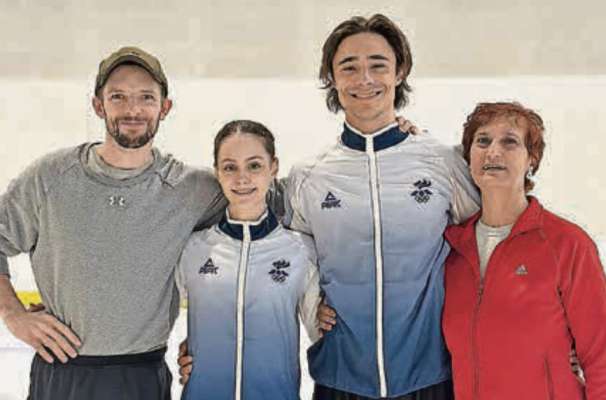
[443, 197, 606, 400]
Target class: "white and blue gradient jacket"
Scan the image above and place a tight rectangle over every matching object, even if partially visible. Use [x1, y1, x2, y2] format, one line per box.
[284, 122, 480, 398]
[178, 210, 321, 400]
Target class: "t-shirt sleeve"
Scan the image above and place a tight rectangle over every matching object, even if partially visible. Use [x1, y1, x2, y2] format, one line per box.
[0, 160, 46, 277]
[175, 247, 188, 300]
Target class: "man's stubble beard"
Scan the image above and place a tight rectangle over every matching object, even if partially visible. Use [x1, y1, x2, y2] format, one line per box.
[105, 116, 161, 149]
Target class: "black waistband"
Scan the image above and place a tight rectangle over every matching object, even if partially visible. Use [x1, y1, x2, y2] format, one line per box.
[37, 346, 167, 366]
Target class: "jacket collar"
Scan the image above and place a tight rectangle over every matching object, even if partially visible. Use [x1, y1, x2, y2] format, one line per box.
[340, 121, 408, 152]
[446, 196, 544, 258]
[218, 208, 279, 241]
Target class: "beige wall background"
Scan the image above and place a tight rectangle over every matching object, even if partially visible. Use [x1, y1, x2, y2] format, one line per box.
[0, 1, 604, 287]
[2, 0, 606, 78]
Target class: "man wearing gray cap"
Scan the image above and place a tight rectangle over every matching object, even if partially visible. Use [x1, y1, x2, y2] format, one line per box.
[0, 46, 225, 400]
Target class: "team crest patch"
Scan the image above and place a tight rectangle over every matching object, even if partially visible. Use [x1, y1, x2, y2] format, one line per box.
[269, 259, 290, 283]
[199, 258, 219, 275]
[410, 179, 433, 203]
[321, 191, 341, 209]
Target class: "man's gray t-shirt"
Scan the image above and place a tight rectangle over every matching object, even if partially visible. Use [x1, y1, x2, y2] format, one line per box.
[0, 143, 226, 355]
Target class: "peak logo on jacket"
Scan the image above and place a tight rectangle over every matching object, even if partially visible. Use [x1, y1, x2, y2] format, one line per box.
[321, 192, 341, 209]
[410, 179, 433, 204]
[199, 258, 219, 275]
[269, 259, 290, 283]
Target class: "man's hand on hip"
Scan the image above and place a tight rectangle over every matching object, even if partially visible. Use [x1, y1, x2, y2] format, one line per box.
[4, 308, 81, 363]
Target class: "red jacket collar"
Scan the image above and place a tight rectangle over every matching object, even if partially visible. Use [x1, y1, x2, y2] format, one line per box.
[445, 196, 545, 258]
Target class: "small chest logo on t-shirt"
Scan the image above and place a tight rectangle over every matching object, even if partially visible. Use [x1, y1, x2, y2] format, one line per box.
[269, 259, 290, 283]
[199, 258, 219, 275]
[515, 265, 528, 276]
[410, 179, 433, 203]
[321, 191, 341, 209]
[108, 195, 127, 208]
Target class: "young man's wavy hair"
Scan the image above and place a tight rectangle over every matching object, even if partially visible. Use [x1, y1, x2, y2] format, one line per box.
[319, 14, 413, 113]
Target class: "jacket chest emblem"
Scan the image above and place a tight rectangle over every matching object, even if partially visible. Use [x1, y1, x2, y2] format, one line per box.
[410, 179, 433, 203]
[515, 264, 528, 276]
[321, 191, 341, 209]
[199, 258, 219, 275]
[269, 259, 290, 283]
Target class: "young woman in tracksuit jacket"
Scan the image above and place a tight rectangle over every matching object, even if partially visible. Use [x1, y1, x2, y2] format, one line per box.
[178, 120, 321, 400]
[442, 102, 606, 399]
[285, 15, 480, 399]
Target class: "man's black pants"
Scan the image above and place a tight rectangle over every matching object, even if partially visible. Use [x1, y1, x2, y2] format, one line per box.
[27, 347, 172, 400]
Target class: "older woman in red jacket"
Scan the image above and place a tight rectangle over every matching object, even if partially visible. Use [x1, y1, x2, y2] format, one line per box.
[442, 101, 606, 400]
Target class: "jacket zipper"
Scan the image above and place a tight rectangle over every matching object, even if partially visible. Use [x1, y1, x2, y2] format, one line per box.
[470, 234, 513, 399]
[366, 138, 387, 397]
[234, 225, 251, 400]
[472, 281, 484, 400]
[544, 358, 555, 400]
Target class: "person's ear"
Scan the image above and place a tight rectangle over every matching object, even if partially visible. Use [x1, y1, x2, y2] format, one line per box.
[92, 96, 105, 119]
[159, 98, 173, 120]
[271, 157, 279, 178]
[395, 69, 405, 86]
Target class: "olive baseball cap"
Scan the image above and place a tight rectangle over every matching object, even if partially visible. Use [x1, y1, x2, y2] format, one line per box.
[95, 46, 168, 96]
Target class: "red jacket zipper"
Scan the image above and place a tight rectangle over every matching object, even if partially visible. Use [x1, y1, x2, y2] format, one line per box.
[472, 281, 484, 400]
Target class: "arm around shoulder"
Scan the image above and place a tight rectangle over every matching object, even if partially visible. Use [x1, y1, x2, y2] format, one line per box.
[282, 165, 313, 234]
[191, 168, 227, 230]
[444, 145, 480, 224]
